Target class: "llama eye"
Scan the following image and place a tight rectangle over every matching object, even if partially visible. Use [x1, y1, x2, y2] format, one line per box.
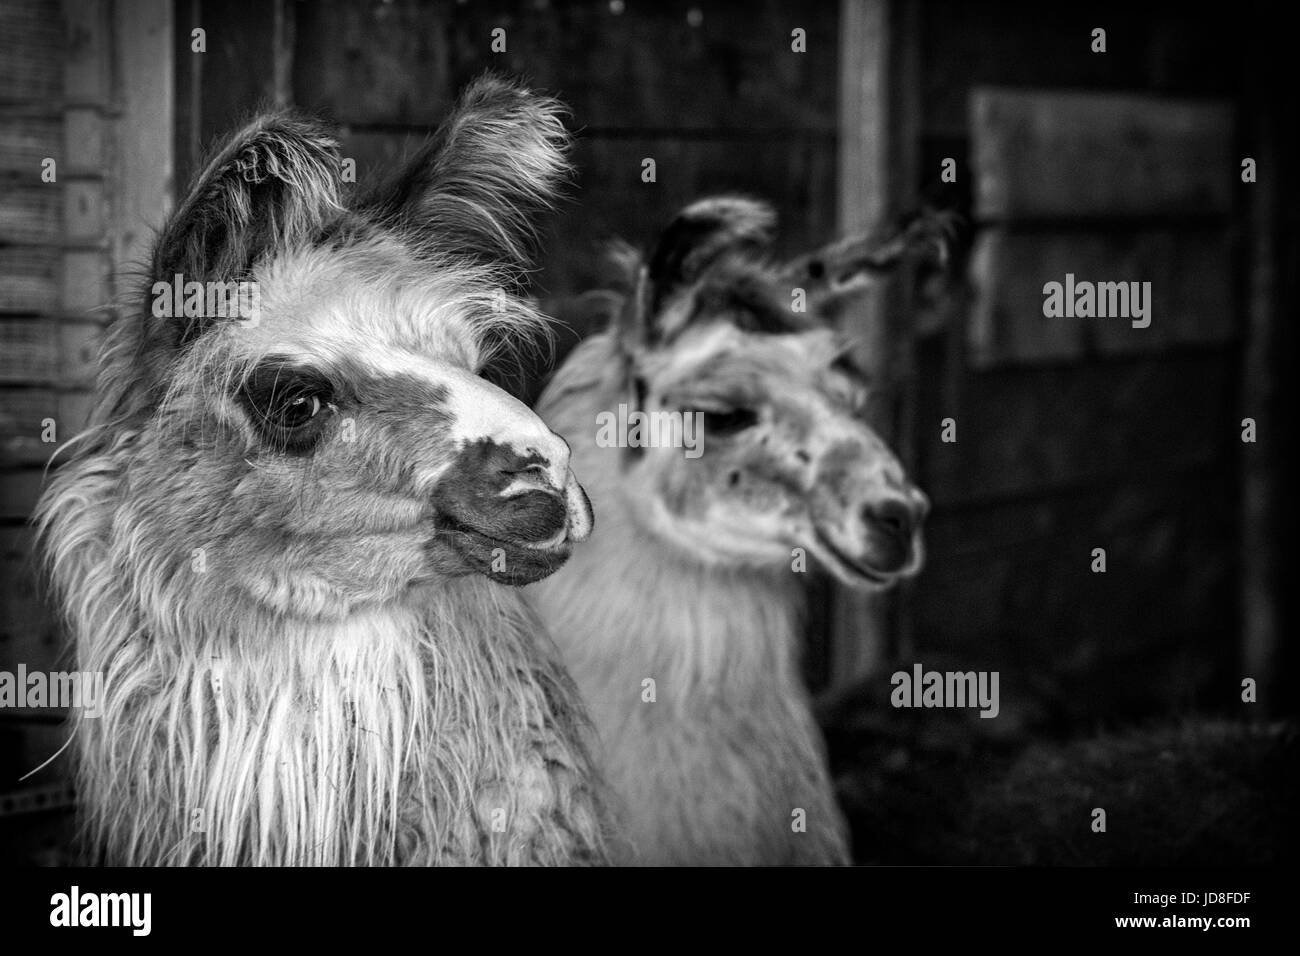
[278, 393, 322, 428]
[700, 406, 759, 437]
[239, 363, 334, 452]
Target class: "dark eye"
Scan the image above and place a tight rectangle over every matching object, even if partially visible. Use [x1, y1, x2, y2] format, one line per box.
[239, 362, 334, 452]
[700, 406, 759, 438]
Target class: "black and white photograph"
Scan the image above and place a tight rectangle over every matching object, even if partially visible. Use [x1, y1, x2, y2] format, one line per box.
[0, 0, 1294, 934]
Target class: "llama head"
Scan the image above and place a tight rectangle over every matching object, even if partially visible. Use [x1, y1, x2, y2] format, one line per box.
[116, 76, 592, 616]
[597, 196, 941, 588]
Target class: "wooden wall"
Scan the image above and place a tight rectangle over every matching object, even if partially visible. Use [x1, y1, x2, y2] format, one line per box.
[901, 0, 1286, 727]
[0, 0, 172, 863]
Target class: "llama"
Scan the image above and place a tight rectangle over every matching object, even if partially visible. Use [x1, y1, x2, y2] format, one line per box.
[36, 76, 613, 866]
[529, 198, 946, 864]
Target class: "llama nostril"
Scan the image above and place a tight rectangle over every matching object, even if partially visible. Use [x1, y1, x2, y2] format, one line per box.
[864, 499, 914, 540]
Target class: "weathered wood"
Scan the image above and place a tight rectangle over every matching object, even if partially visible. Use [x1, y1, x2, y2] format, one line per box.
[0, 469, 46, 520]
[968, 229, 1234, 367]
[0, 526, 59, 679]
[58, 249, 109, 313]
[0, 116, 60, 173]
[1, 0, 64, 104]
[112, 0, 173, 274]
[830, 0, 895, 691]
[62, 0, 111, 107]
[971, 89, 1234, 221]
[0, 247, 58, 313]
[922, 354, 1234, 507]
[0, 185, 61, 244]
[0, 318, 102, 385]
[293, 0, 838, 133]
[0, 389, 92, 466]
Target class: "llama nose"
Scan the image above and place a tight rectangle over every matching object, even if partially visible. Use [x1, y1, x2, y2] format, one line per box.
[863, 499, 915, 541]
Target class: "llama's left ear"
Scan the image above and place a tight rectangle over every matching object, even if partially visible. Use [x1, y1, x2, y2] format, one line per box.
[778, 208, 962, 318]
[149, 112, 344, 345]
[359, 74, 571, 284]
[645, 197, 776, 317]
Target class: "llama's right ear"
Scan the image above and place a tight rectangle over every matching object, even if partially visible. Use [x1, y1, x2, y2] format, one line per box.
[644, 196, 776, 318]
[358, 74, 571, 284]
[149, 112, 343, 344]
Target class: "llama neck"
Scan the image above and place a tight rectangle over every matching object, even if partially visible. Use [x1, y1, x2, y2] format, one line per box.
[532, 335, 807, 707]
[534, 496, 806, 706]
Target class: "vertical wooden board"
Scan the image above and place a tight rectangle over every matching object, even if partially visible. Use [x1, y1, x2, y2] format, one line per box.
[830, 0, 893, 690]
[58, 319, 103, 386]
[968, 229, 1085, 366]
[62, 106, 104, 172]
[112, 0, 173, 275]
[971, 88, 1234, 221]
[62, 0, 109, 105]
[62, 178, 106, 241]
[59, 249, 110, 313]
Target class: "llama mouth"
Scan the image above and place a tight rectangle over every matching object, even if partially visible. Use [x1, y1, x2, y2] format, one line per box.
[429, 512, 575, 585]
[813, 530, 897, 587]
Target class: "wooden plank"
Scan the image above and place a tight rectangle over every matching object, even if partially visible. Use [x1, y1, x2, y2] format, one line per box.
[112, 0, 173, 275]
[0, 0, 64, 104]
[0, 185, 60, 244]
[0, 526, 59, 679]
[0, 470, 46, 520]
[0, 116, 60, 174]
[922, 355, 1233, 507]
[62, 106, 105, 173]
[59, 249, 109, 313]
[968, 229, 1234, 368]
[829, 0, 894, 692]
[0, 247, 59, 313]
[971, 89, 1234, 221]
[913, 470, 1237, 718]
[0, 389, 92, 466]
[0, 318, 102, 385]
[920, 0, 1154, 139]
[61, 0, 109, 106]
[293, 0, 839, 133]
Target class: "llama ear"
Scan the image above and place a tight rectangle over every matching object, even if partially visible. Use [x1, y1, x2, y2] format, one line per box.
[645, 196, 776, 317]
[359, 74, 571, 283]
[152, 111, 343, 291]
[779, 208, 962, 319]
[148, 112, 343, 347]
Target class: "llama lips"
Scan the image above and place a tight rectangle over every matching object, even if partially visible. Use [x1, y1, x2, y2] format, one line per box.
[812, 529, 898, 586]
[427, 511, 579, 586]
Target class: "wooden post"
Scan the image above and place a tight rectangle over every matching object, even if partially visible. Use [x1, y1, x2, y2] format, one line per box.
[830, 0, 921, 693]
